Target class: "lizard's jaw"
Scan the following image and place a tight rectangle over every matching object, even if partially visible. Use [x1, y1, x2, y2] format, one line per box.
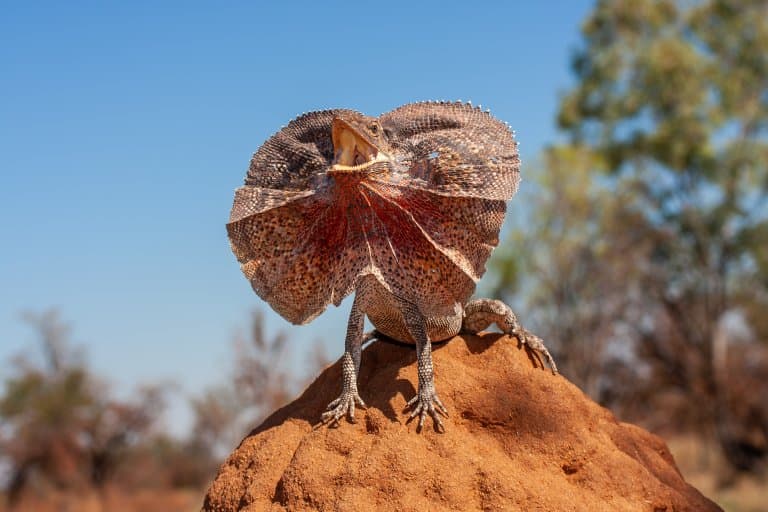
[331, 119, 389, 172]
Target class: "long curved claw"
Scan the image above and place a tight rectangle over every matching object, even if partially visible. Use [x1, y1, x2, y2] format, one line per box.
[462, 299, 559, 375]
[405, 390, 449, 432]
[516, 328, 558, 374]
[321, 390, 366, 426]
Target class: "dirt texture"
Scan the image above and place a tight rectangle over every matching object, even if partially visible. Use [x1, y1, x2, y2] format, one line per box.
[2, 488, 201, 512]
[202, 333, 722, 512]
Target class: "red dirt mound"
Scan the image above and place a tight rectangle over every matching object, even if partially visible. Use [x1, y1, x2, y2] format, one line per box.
[202, 333, 721, 511]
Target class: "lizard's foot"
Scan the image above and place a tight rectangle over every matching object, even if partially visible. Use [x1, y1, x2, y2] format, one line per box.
[405, 388, 448, 432]
[515, 327, 558, 374]
[321, 389, 366, 426]
[463, 299, 558, 374]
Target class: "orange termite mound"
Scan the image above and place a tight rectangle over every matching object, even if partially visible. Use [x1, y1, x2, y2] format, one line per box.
[202, 332, 721, 512]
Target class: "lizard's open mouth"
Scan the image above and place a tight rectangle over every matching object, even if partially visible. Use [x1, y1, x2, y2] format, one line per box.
[331, 118, 388, 171]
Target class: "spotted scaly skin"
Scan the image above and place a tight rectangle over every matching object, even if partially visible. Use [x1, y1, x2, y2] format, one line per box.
[227, 101, 557, 432]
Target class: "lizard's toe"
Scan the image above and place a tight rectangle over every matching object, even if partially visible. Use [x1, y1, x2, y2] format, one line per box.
[516, 328, 558, 374]
[320, 390, 366, 426]
[405, 389, 448, 433]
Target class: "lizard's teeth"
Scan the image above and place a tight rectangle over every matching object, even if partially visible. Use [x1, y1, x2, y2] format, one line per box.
[331, 152, 389, 172]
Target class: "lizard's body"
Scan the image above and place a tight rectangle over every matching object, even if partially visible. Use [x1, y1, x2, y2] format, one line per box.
[227, 101, 556, 431]
[357, 274, 461, 343]
[357, 275, 536, 344]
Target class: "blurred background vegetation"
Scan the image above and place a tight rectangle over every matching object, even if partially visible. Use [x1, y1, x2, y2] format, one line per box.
[2, 1, 767, 511]
[0, 309, 329, 512]
[492, 0, 768, 508]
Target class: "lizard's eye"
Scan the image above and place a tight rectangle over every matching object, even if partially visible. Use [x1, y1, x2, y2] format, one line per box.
[369, 124, 379, 134]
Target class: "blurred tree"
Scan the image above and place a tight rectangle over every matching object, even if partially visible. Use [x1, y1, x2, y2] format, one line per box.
[82, 384, 167, 488]
[1, 310, 96, 501]
[496, 0, 768, 474]
[0, 308, 333, 505]
[187, 310, 330, 460]
[0, 310, 167, 503]
[491, 145, 654, 400]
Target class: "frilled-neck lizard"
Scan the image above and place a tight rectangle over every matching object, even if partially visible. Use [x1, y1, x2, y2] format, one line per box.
[227, 101, 557, 432]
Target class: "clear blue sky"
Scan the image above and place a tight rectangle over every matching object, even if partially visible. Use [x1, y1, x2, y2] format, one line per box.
[1, 1, 593, 434]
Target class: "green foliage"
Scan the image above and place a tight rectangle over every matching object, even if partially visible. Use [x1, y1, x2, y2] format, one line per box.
[1, 368, 93, 426]
[494, 145, 648, 396]
[561, 0, 768, 340]
[498, 0, 768, 473]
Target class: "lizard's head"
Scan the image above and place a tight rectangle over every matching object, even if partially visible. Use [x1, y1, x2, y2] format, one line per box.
[331, 113, 391, 172]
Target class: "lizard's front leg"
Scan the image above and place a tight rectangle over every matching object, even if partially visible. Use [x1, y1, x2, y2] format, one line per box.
[321, 295, 367, 425]
[400, 300, 448, 432]
[463, 298, 558, 374]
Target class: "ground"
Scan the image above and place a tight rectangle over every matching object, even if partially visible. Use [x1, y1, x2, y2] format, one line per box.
[202, 332, 722, 512]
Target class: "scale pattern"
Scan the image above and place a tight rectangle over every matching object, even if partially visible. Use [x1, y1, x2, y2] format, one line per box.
[227, 101, 519, 325]
[227, 101, 555, 431]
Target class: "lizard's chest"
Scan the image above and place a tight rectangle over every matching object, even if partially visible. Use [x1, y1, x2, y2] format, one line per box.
[356, 274, 463, 343]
